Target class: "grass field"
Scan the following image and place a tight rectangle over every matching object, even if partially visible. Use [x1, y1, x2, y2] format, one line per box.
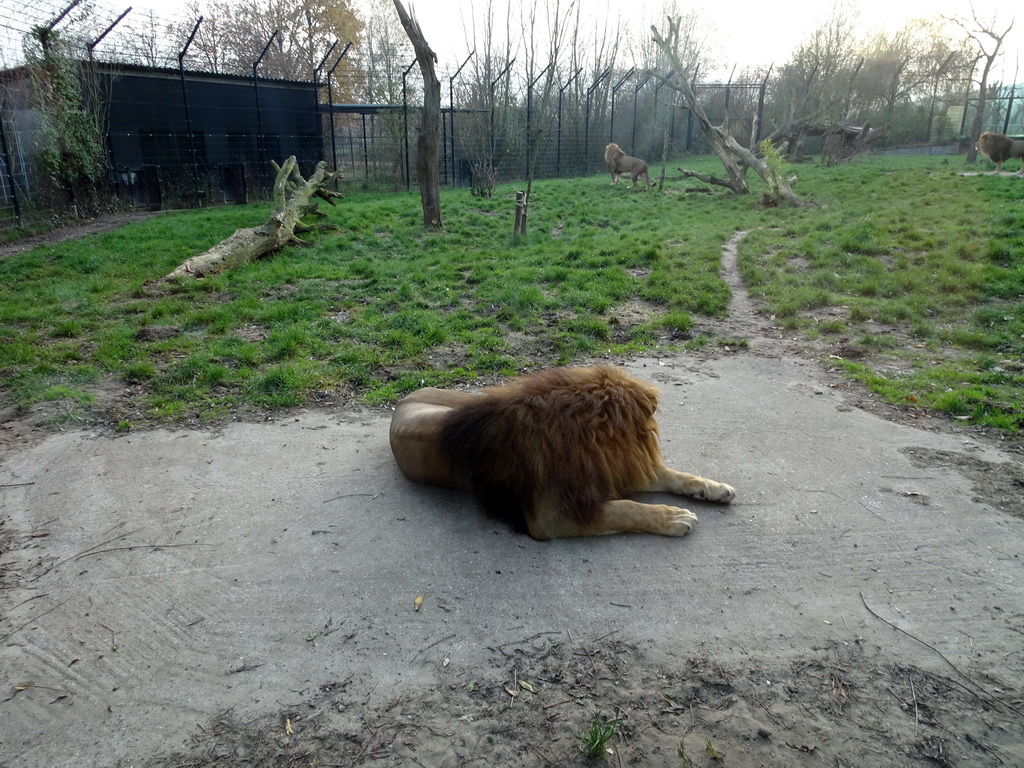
[0, 154, 1021, 432]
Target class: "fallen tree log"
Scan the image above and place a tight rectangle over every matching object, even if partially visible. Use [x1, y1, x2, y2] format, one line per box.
[764, 119, 889, 164]
[163, 157, 343, 279]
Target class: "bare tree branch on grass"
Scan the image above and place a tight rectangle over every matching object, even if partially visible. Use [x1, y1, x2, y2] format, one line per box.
[163, 157, 342, 279]
[650, 17, 808, 206]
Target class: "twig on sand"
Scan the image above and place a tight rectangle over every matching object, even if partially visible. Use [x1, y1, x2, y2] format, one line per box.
[543, 697, 578, 710]
[29, 528, 143, 582]
[411, 633, 456, 662]
[860, 592, 1021, 716]
[0, 598, 71, 643]
[73, 542, 210, 561]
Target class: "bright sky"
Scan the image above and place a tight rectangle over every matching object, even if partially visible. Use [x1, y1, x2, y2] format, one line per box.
[408, 0, 1021, 81]
[36, 0, 1017, 84]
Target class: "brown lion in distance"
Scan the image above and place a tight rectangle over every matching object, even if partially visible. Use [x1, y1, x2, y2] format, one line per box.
[389, 366, 735, 540]
[605, 143, 652, 189]
[977, 131, 1024, 174]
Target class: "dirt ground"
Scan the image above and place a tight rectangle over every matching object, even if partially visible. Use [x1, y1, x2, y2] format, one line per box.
[0, 211, 161, 261]
[1, 221, 1022, 767]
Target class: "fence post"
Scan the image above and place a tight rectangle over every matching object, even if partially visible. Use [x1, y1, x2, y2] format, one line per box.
[1003, 83, 1017, 134]
[402, 58, 416, 191]
[685, 67, 699, 151]
[361, 112, 369, 181]
[314, 41, 338, 169]
[526, 64, 550, 180]
[514, 190, 526, 237]
[489, 59, 515, 176]
[326, 42, 353, 175]
[557, 68, 581, 177]
[610, 68, 634, 143]
[252, 29, 280, 192]
[631, 71, 651, 155]
[447, 50, 475, 186]
[178, 17, 204, 207]
[585, 67, 611, 174]
[0, 98, 22, 224]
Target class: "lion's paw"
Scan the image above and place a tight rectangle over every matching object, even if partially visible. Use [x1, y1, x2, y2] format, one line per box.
[707, 482, 735, 504]
[693, 482, 735, 503]
[666, 508, 698, 536]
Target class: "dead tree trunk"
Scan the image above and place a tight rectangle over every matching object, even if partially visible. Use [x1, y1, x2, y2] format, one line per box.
[394, 0, 443, 230]
[764, 119, 888, 165]
[163, 157, 342, 279]
[651, 18, 808, 207]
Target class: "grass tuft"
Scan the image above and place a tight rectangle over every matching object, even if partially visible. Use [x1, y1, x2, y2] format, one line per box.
[577, 716, 618, 759]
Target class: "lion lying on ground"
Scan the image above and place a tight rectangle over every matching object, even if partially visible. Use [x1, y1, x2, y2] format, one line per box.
[389, 366, 735, 540]
[605, 143, 652, 189]
[977, 131, 1024, 174]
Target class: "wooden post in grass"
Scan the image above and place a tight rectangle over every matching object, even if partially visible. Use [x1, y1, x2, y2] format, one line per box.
[514, 190, 526, 238]
[162, 156, 342, 279]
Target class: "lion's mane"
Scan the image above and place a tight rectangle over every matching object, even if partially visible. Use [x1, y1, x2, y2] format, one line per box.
[605, 142, 626, 167]
[978, 131, 1024, 169]
[437, 366, 662, 528]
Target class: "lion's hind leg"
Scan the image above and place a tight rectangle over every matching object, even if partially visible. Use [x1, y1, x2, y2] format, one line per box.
[390, 387, 476, 489]
[631, 168, 652, 189]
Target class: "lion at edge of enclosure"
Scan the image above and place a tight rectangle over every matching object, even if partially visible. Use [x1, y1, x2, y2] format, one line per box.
[977, 131, 1024, 174]
[605, 143, 653, 188]
[388, 365, 736, 541]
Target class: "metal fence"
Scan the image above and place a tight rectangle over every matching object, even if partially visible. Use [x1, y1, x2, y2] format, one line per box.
[0, 55, 998, 230]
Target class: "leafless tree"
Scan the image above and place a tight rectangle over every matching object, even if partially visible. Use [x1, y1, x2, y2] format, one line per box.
[948, 5, 1014, 163]
[117, 9, 174, 68]
[458, 0, 518, 196]
[176, 1, 230, 74]
[518, 0, 577, 228]
[627, 1, 712, 77]
[763, 9, 972, 162]
[652, 15, 807, 205]
[394, 0, 442, 229]
[357, 0, 414, 187]
[166, 0, 362, 96]
[768, 7, 862, 143]
[362, 0, 412, 102]
[853, 20, 974, 143]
